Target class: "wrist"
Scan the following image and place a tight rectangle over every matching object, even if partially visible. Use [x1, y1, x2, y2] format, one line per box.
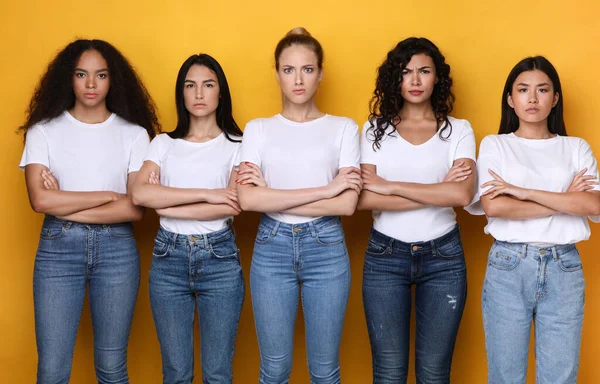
[320, 185, 334, 199]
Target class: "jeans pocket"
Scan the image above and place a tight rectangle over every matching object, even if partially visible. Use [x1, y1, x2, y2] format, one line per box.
[558, 249, 583, 272]
[436, 238, 464, 259]
[40, 222, 66, 240]
[107, 223, 134, 238]
[255, 225, 274, 245]
[365, 239, 389, 256]
[488, 244, 521, 271]
[152, 239, 171, 258]
[315, 223, 344, 246]
[210, 239, 240, 259]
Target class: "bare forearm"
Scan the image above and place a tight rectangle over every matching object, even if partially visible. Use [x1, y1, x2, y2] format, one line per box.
[482, 196, 556, 219]
[390, 181, 473, 207]
[358, 190, 426, 211]
[238, 185, 329, 213]
[156, 203, 239, 221]
[282, 190, 358, 217]
[59, 198, 144, 224]
[526, 190, 600, 216]
[30, 190, 115, 216]
[132, 184, 211, 209]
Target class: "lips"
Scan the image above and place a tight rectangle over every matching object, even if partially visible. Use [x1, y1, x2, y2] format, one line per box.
[293, 89, 306, 95]
[525, 108, 539, 113]
[84, 93, 98, 99]
[193, 103, 207, 107]
[409, 90, 424, 96]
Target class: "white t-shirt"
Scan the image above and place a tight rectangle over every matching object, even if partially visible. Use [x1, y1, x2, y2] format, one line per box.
[466, 133, 600, 244]
[145, 132, 241, 235]
[239, 114, 360, 224]
[360, 117, 476, 242]
[19, 111, 149, 194]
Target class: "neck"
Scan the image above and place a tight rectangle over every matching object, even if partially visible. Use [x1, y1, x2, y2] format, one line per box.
[187, 113, 221, 140]
[281, 98, 323, 122]
[398, 101, 435, 121]
[514, 119, 554, 139]
[69, 102, 111, 124]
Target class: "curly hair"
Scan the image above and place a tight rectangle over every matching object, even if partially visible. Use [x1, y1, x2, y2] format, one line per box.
[368, 37, 454, 150]
[170, 53, 243, 142]
[19, 39, 160, 139]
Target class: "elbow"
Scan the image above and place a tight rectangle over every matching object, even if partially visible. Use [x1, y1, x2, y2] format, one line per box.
[482, 204, 498, 218]
[457, 193, 474, 208]
[357, 196, 370, 211]
[130, 207, 145, 222]
[238, 192, 256, 212]
[339, 205, 356, 216]
[591, 200, 600, 217]
[130, 189, 144, 207]
[30, 197, 48, 214]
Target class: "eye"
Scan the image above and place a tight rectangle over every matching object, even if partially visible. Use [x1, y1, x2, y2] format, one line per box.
[75, 72, 85, 78]
[518, 88, 527, 93]
[420, 69, 430, 74]
[304, 67, 313, 73]
[185, 83, 195, 88]
[538, 88, 548, 93]
[283, 67, 293, 74]
[97, 73, 108, 79]
[205, 83, 214, 88]
[401, 70, 409, 75]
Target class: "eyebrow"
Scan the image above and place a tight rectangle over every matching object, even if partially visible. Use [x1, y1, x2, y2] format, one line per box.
[74, 68, 108, 73]
[403, 66, 433, 71]
[184, 79, 216, 84]
[516, 82, 551, 87]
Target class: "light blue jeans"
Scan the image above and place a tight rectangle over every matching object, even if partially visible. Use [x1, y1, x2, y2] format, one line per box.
[250, 215, 351, 384]
[34, 215, 140, 384]
[482, 241, 585, 384]
[149, 226, 245, 384]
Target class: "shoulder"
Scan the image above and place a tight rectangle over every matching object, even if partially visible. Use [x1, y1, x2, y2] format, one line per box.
[446, 116, 473, 137]
[326, 114, 358, 128]
[113, 115, 147, 135]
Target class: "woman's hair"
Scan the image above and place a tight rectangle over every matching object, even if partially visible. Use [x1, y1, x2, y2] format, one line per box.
[274, 27, 324, 70]
[19, 39, 160, 138]
[367, 37, 454, 150]
[499, 56, 566, 135]
[169, 53, 242, 142]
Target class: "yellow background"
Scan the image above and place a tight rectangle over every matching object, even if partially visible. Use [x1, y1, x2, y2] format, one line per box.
[1, 0, 599, 382]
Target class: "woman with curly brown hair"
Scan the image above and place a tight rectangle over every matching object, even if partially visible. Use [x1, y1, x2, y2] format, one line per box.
[18, 39, 160, 384]
[358, 37, 476, 383]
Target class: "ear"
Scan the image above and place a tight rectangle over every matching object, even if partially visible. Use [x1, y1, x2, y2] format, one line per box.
[275, 70, 280, 83]
[318, 68, 323, 82]
[552, 92, 559, 107]
[507, 93, 514, 108]
[434, 75, 438, 84]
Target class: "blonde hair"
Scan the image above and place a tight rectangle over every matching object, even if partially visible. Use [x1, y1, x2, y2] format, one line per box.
[274, 27, 323, 69]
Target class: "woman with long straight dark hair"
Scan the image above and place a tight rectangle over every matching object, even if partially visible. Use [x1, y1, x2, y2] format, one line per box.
[19, 39, 160, 383]
[132, 53, 244, 384]
[358, 37, 476, 383]
[467, 56, 600, 384]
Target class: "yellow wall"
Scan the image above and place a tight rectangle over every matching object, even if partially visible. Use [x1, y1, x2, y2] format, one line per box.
[1, 0, 599, 382]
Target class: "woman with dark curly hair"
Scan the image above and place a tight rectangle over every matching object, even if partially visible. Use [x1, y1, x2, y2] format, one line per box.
[132, 53, 245, 384]
[358, 37, 476, 383]
[18, 39, 160, 383]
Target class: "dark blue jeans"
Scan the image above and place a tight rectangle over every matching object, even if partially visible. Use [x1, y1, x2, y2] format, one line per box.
[149, 226, 245, 384]
[34, 215, 140, 384]
[362, 226, 467, 384]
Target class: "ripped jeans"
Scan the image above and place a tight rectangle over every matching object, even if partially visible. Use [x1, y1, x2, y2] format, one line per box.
[362, 225, 467, 384]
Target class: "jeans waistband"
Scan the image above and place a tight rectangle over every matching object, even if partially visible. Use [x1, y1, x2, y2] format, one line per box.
[370, 225, 461, 251]
[44, 215, 133, 230]
[493, 240, 576, 258]
[259, 214, 342, 237]
[156, 225, 234, 248]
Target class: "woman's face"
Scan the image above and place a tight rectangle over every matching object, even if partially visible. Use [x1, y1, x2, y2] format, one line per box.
[276, 44, 322, 105]
[399, 53, 437, 105]
[72, 49, 110, 109]
[183, 64, 220, 118]
[507, 69, 559, 125]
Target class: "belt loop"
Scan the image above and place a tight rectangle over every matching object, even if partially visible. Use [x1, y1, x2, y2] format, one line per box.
[171, 231, 178, 245]
[308, 221, 317, 237]
[271, 221, 280, 237]
[202, 233, 209, 249]
[63, 221, 72, 231]
[521, 244, 527, 259]
[551, 246, 559, 261]
[228, 219, 236, 238]
[430, 239, 436, 255]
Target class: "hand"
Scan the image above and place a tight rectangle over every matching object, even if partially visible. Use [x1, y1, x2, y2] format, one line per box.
[41, 169, 59, 190]
[236, 162, 266, 187]
[443, 161, 472, 182]
[325, 167, 363, 197]
[149, 171, 161, 185]
[362, 167, 393, 195]
[481, 169, 529, 200]
[567, 168, 598, 192]
[205, 188, 241, 212]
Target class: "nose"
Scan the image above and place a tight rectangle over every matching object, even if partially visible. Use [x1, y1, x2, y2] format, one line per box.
[85, 76, 96, 89]
[195, 86, 204, 99]
[410, 70, 420, 86]
[295, 71, 303, 86]
[528, 91, 539, 104]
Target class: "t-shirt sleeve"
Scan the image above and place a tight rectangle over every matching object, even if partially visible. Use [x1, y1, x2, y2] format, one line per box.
[238, 120, 262, 167]
[128, 129, 150, 173]
[230, 143, 242, 172]
[465, 135, 502, 215]
[19, 125, 49, 171]
[339, 119, 360, 169]
[144, 133, 169, 168]
[578, 139, 600, 222]
[360, 121, 378, 166]
[453, 120, 477, 162]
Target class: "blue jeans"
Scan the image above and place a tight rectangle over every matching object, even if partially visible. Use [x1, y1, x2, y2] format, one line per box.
[33, 216, 140, 384]
[482, 241, 585, 384]
[149, 226, 245, 384]
[250, 215, 351, 384]
[362, 226, 467, 384]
